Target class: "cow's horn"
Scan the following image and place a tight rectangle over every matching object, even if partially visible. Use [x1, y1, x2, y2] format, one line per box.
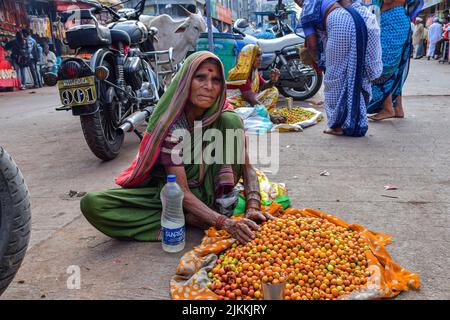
[178, 4, 192, 16]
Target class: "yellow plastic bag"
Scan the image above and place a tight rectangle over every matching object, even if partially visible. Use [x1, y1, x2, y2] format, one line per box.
[256, 169, 288, 204]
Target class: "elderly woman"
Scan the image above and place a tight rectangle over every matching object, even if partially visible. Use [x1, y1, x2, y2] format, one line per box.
[80, 52, 273, 244]
[226, 44, 285, 123]
[296, 0, 382, 136]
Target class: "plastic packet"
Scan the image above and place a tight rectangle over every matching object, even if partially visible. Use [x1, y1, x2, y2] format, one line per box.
[215, 189, 240, 216]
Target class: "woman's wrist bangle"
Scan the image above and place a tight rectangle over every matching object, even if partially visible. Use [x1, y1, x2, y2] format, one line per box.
[246, 204, 261, 212]
[247, 196, 261, 204]
[215, 215, 228, 230]
[246, 190, 261, 197]
[246, 198, 260, 204]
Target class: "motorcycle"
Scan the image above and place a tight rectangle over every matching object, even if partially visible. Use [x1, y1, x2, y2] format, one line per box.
[0, 147, 31, 295]
[44, 0, 175, 161]
[233, 26, 322, 101]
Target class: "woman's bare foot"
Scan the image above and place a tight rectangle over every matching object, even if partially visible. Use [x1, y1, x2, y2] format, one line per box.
[368, 109, 395, 121]
[323, 128, 344, 136]
[369, 95, 395, 121]
[394, 96, 404, 118]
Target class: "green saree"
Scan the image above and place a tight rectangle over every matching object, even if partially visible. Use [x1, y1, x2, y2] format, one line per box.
[80, 52, 245, 241]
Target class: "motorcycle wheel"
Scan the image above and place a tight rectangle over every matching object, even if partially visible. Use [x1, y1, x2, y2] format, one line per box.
[278, 56, 323, 101]
[80, 60, 124, 161]
[0, 147, 31, 295]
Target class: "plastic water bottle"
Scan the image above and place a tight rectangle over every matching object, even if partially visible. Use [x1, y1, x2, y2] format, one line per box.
[160, 174, 185, 253]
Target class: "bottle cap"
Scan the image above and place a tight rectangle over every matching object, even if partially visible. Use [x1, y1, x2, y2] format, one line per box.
[167, 174, 176, 183]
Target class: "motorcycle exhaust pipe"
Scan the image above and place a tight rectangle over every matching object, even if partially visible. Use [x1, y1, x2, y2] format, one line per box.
[118, 106, 154, 133]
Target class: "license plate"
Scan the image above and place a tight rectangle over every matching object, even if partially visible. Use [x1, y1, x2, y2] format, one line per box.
[57, 76, 97, 107]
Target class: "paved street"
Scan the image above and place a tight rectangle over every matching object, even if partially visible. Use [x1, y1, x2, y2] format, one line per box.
[0, 59, 449, 299]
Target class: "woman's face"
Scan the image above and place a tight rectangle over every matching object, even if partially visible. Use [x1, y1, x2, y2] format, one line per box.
[252, 51, 262, 69]
[189, 61, 223, 110]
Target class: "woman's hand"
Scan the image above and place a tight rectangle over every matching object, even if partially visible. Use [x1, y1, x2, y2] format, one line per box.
[223, 218, 260, 244]
[246, 207, 277, 222]
[270, 68, 281, 83]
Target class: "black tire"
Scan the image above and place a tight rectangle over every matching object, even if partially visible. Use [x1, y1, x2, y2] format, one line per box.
[278, 56, 323, 101]
[79, 60, 124, 161]
[0, 147, 31, 296]
[80, 110, 124, 161]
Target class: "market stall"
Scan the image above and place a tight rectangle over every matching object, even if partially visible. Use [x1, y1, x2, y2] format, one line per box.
[171, 203, 421, 300]
[0, 0, 28, 42]
[0, 45, 20, 90]
[0, 0, 27, 90]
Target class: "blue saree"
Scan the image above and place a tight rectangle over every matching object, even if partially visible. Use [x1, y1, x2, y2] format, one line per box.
[367, 0, 424, 114]
[303, 1, 382, 137]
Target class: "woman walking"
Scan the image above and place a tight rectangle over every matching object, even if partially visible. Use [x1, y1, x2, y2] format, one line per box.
[297, 0, 382, 136]
[367, 0, 424, 120]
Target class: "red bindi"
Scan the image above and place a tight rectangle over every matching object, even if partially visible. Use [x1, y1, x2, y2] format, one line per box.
[208, 68, 213, 72]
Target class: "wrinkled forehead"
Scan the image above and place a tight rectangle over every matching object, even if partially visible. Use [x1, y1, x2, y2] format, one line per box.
[195, 58, 224, 79]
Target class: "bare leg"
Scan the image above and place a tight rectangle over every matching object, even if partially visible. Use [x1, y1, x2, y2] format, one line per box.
[394, 95, 404, 118]
[369, 94, 395, 121]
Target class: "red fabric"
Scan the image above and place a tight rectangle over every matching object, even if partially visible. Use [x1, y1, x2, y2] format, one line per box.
[0, 79, 19, 88]
[227, 77, 251, 91]
[223, 100, 234, 110]
[56, 1, 93, 11]
[226, 72, 266, 92]
[443, 23, 450, 41]
[0, 46, 20, 88]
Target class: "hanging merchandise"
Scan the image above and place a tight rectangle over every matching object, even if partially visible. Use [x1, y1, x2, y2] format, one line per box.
[0, 0, 28, 41]
[29, 16, 52, 39]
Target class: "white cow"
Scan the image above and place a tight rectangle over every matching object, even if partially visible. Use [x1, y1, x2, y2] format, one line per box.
[139, 9, 206, 66]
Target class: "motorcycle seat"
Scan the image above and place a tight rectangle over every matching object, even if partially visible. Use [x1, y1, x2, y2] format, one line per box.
[96, 24, 112, 45]
[256, 34, 303, 53]
[110, 29, 131, 46]
[65, 24, 112, 49]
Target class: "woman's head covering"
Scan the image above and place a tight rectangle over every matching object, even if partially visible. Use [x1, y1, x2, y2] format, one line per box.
[115, 51, 227, 188]
[416, 17, 423, 22]
[433, 17, 439, 23]
[227, 44, 262, 86]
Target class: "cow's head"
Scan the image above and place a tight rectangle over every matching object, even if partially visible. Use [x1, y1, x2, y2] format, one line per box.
[174, 8, 206, 48]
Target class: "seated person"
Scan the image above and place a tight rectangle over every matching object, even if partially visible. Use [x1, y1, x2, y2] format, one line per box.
[80, 52, 274, 244]
[40, 44, 57, 75]
[226, 44, 285, 123]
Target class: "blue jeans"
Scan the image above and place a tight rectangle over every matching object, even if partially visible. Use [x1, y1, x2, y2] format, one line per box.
[29, 60, 42, 87]
[13, 62, 27, 88]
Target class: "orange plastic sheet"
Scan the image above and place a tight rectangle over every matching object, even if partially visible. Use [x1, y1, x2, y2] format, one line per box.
[170, 204, 420, 300]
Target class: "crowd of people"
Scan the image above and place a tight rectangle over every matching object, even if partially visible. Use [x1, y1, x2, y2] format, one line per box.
[293, 0, 426, 132]
[3, 29, 57, 90]
[412, 11, 450, 61]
